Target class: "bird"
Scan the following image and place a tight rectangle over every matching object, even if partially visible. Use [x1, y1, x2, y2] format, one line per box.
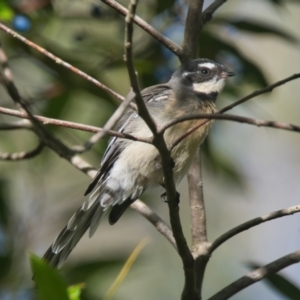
[43, 58, 234, 268]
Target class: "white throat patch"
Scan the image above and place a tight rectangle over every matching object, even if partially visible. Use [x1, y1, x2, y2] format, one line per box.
[193, 76, 225, 94]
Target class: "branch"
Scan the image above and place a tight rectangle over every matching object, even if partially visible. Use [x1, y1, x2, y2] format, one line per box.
[187, 152, 208, 254]
[182, 0, 204, 60]
[0, 141, 44, 161]
[208, 249, 300, 300]
[160, 113, 300, 145]
[210, 204, 300, 253]
[101, 0, 183, 57]
[0, 106, 145, 143]
[0, 23, 125, 102]
[124, 3, 195, 300]
[219, 73, 300, 114]
[130, 200, 177, 251]
[201, 0, 227, 24]
[187, 151, 211, 298]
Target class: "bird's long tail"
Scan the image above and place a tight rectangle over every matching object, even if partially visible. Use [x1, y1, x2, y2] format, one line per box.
[43, 183, 117, 268]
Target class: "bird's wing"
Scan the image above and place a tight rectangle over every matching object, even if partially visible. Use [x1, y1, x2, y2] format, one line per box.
[84, 83, 171, 196]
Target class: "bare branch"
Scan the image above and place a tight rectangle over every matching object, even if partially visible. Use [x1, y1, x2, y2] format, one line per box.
[210, 204, 300, 253]
[124, 3, 195, 300]
[208, 249, 300, 300]
[101, 0, 183, 57]
[0, 23, 125, 102]
[219, 73, 300, 114]
[182, 0, 204, 60]
[124, 0, 157, 134]
[0, 106, 145, 143]
[187, 151, 211, 298]
[161, 113, 300, 146]
[130, 200, 177, 251]
[0, 141, 44, 161]
[187, 152, 207, 253]
[201, 0, 228, 24]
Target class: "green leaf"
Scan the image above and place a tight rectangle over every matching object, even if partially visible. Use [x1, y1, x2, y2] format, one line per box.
[0, 2, 14, 21]
[67, 284, 84, 300]
[215, 18, 298, 43]
[247, 262, 300, 300]
[30, 254, 70, 300]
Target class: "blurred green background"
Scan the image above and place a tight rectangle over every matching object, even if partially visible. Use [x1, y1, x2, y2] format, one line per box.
[0, 0, 300, 299]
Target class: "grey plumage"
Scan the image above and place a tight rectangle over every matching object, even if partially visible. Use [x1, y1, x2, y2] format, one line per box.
[43, 58, 234, 267]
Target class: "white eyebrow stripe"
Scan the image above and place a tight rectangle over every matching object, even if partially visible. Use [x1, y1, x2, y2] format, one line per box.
[198, 62, 215, 69]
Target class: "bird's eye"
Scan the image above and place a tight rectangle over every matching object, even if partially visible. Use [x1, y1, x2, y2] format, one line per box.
[200, 67, 209, 75]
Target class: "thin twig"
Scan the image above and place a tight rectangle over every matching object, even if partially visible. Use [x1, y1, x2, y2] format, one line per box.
[161, 113, 300, 139]
[201, 0, 228, 24]
[208, 249, 300, 300]
[0, 106, 145, 142]
[130, 201, 177, 251]
[0, 141, 44, 161]
[101, 0, 183, 57]
[0, 23, 125, 102]
[210, 204, 300, 253]
[73, 91, 136, 153]
[219, 73, 300, 114]
[171, 72, 300, 148]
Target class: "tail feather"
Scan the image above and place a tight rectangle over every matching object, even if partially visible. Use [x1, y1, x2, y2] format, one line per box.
[43, 200, 102, 268]
[43, 180, 137, 268]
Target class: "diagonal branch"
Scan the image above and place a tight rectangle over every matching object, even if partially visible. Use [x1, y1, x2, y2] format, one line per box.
[219, 73, 300, 114]
[101, 0, 183, 57]
[0, 106, 146, 143]
[130, 201, 177, 251]
[210, 204, 300, 253]
[208, 249, 300, 300]
[0, 23, 125, 102]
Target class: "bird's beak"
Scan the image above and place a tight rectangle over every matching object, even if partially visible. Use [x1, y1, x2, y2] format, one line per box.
[220, 71, 235, 78]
